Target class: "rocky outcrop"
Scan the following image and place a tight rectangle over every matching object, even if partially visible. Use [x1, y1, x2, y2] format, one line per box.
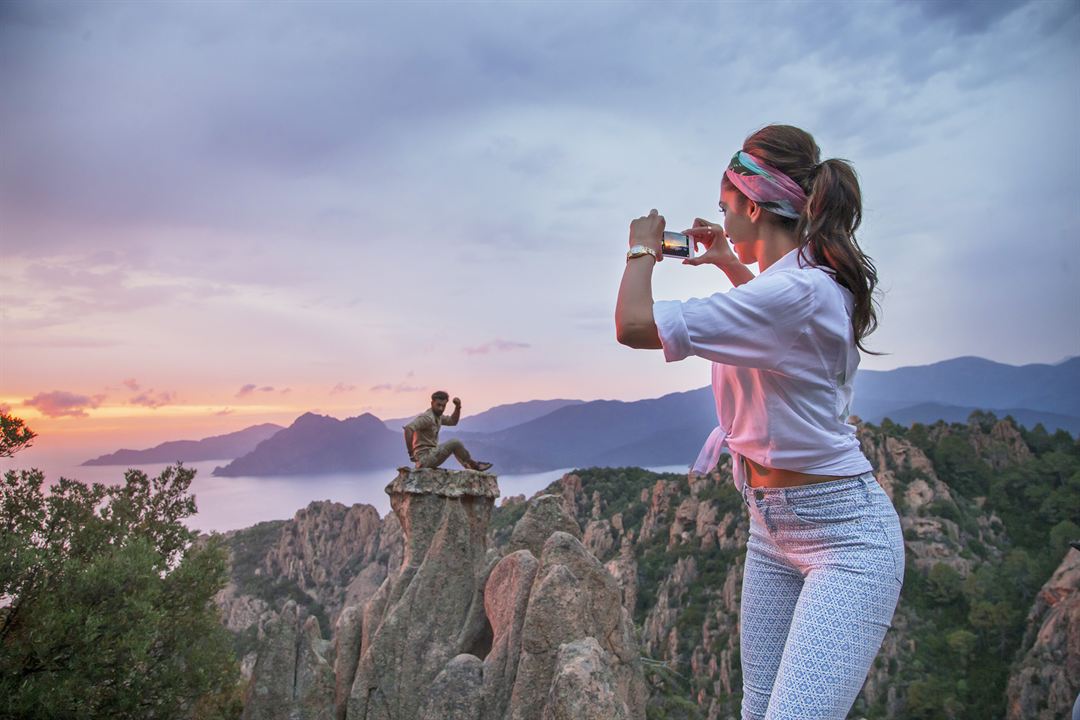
[507, 493, 582, 560]
[262, 501, 399, 626]
[968, 415, 1033, 470]
[508, 531, 647, 720]
[241, 600, 336, 720]
[857, 424, 1007, 578]
[347, 468, 500, 720]
[336, 468, 646, 720]
[209, 502, 403, 685]
[1005, 547, 1080, 720]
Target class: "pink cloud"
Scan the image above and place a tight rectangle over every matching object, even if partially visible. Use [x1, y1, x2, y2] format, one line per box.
[24, 390, 105, 418]
[236, 384, 275, 398]
[215, 407, 234, 416]
[330, 383, 357, 395]
[463, 339, 531, 356]
[370, 382, 425, 394]
[129, 390, 176, 409]
[122, 378, 141, 391]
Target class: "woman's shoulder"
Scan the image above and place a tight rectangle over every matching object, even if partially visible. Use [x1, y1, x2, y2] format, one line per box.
[785, 260, 853, 308]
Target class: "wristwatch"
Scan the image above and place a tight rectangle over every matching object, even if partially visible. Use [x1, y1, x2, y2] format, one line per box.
[626, 244, 658, 262]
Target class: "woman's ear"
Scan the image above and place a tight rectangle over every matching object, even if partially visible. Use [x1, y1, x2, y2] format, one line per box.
[747, 199, 762, 223]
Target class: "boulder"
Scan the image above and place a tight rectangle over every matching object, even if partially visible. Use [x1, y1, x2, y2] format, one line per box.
[508, 494, 582, 559]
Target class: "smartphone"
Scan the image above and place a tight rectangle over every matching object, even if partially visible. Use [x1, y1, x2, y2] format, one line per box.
[661, 231, 694, 259]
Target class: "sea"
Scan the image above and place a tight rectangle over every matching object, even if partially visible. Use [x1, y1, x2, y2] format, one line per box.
[0, 456, 690, 535]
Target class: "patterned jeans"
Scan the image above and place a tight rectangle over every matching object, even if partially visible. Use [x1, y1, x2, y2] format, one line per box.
[738, 469, 904, 720]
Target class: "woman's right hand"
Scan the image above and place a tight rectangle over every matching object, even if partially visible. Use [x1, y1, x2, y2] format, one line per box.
[683, 218, 737, 268]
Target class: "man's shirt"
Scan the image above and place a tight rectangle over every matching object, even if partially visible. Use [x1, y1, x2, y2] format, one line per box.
[404, 409, 458, 457]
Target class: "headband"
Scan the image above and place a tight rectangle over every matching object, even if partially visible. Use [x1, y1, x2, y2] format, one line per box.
[724, 150, 808, 220]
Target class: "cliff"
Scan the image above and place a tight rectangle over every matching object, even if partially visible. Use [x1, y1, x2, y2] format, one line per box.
[1005, 546, 1080, 720]
[211, 415, 1080, 719]
[221, 468, 646, 720]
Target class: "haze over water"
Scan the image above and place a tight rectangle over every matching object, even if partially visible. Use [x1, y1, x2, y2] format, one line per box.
[0, 453, 688, 535]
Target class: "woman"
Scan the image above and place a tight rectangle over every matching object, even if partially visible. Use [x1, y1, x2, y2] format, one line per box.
[615, 125, 904, 720]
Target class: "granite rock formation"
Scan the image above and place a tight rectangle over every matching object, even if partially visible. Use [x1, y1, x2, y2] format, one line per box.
[346, 468, 501, 720]
[241, 600, 336, 720]
[1005, 547, 1080, 720]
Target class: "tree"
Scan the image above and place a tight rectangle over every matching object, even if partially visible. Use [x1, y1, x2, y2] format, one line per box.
[0, 412, 37, 458]
[0, 463, 243, 719]
[926, 562, 964, 606]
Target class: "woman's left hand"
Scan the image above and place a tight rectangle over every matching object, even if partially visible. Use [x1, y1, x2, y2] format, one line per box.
[629, 209, 665, 259]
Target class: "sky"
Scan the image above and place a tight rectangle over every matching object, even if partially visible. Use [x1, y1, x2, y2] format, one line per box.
[1, 0, 1078, 459]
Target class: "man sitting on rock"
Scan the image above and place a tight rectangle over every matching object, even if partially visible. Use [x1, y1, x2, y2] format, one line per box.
[403, 391, 493, 472]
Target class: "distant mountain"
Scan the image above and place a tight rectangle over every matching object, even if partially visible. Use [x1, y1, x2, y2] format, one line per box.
[854, 356, 1080, 418]
[82, 423, 283, 466]
[201, 356, 1080, 476]
[454, 387, 717, 471]
[212, 413, 400, 476]
[382, 398, 585, 434]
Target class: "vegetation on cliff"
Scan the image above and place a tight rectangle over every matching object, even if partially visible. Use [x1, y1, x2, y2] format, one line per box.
[0, 435, 244, 720]
[488, 412, 1080, 720]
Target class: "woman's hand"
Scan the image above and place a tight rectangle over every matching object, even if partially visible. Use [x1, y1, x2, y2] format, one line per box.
[683, 217, 737, 268]
[629, 209, 665, 261]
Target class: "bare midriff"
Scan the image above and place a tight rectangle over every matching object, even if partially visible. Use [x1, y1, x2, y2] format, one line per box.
[743, 456, 849, 489]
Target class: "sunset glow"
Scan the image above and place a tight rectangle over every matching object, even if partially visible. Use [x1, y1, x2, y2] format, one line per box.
[1, 1, 1077, 463]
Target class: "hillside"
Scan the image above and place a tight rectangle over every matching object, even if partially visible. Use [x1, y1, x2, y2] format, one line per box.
[208, 412, 1080, 719]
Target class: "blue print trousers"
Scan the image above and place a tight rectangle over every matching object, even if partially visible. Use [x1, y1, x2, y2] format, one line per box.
[738, 469, 904, 720]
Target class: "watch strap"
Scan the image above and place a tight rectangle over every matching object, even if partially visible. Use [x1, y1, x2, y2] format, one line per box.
[627, 245, 658, 261]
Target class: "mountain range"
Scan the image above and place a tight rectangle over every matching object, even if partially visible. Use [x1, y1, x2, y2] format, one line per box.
[81, 423, 283, 466]
[84, 356, 1080, 474]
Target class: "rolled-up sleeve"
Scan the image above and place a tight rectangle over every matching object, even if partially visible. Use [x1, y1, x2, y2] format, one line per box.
[653, 299, 694, 363]
[652, 270, 816, 369]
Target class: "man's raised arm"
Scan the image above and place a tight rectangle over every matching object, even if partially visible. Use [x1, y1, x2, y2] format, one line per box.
[442, 397, 462, 426]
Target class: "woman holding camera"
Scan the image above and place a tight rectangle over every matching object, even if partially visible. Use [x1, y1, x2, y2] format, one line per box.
[615, 124, 904, 720]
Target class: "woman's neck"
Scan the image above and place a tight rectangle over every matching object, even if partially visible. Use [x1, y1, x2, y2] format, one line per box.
[754, 224, 799, 272]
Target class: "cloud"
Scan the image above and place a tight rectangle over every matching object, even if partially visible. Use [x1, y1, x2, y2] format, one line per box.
[908, 0, 1029, 35]
[235, 384, 275, 398]
[463, 339, 531, 356]
[370, 382, 425, 393]
[330, 382, 356, 395]
[122, 378, 141, 391]
[24, 390, 105, 418]
[129, 389, 175, 409]
[214, 407, 234, 416]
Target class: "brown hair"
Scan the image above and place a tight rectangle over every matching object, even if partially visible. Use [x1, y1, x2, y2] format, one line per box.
[431, 390, 449, 401]
[722, 124, 882, 354]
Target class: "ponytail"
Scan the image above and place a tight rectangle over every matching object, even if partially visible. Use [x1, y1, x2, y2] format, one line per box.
[737, 125, 882, 355]
[796, 158, 881, 354]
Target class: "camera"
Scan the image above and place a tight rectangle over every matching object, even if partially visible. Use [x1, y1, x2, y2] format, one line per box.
[661, 231, 694, 259]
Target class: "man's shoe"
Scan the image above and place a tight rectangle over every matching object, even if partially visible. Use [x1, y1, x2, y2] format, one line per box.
[472, 461, 493, 472]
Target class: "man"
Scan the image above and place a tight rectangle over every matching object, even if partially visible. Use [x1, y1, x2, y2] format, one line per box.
[403, 391, 493, 472]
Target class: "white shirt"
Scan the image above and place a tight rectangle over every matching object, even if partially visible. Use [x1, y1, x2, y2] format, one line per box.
[652, 246, 872, 492]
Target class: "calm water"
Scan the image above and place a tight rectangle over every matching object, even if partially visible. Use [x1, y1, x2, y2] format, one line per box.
[0, 457, 689, 535]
